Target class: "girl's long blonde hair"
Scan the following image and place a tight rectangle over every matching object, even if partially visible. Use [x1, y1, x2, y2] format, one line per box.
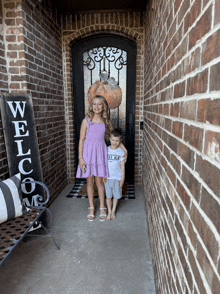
[86, 95, 111, 139]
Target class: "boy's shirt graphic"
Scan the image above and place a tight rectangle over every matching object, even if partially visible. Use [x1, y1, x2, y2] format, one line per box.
[107, 146, 124, 180]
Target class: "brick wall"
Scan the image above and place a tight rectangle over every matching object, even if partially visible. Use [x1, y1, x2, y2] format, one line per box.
[0, 0, 8, 92]
[0, 0, 9, 179]
[62, 11, 144, 184]
[143, 0, 220, 293]
[0, 0, 67, 202]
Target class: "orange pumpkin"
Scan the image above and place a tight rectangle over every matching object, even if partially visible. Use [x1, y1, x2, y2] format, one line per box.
[88, 77, 122, 109]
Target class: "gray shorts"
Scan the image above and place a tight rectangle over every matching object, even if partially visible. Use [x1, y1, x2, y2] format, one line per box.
[104, 179, 122, 199]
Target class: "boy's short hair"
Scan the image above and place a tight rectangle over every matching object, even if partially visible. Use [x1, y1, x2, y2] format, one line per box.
[110, 128, 122, 139]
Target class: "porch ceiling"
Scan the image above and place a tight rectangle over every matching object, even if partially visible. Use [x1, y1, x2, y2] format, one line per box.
[51, 0, 147, 14]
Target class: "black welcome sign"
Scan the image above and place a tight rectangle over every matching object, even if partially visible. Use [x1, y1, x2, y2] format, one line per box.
[0, 93, 44, 206]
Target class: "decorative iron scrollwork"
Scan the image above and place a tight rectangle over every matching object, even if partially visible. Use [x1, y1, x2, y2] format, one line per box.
[83, 46, 127, 73]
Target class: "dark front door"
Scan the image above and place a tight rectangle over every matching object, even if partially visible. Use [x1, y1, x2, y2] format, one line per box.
[71, 34, 136, 181]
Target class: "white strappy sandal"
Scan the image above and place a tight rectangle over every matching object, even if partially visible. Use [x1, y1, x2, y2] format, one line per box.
[87, 207, 95, 221]
[100, 208, 107, 221]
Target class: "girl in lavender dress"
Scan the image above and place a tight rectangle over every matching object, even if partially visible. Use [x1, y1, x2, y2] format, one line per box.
[76, 95, 127, 221]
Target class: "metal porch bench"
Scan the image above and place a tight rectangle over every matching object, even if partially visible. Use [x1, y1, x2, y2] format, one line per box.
[0, 180, 59, 267]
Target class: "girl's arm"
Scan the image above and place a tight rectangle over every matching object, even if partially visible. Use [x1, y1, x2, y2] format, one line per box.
[119, 160, 125, 189]
[78, 118, 87, 170]
[119, 142, 128, 162]
[109, 120, 128, 162]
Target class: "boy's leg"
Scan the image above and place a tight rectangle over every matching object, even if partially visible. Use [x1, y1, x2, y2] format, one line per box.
[106, 198, 112, 220]
[111, 198, 118, 219]
[111, 179, 122, 219]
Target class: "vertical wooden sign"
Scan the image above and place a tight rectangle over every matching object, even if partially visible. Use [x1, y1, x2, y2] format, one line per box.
[0, 93, 44, 206]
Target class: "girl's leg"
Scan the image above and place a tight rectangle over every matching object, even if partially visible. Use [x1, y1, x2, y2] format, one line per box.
[111, 198, 119, 219]
[87, 176, 95, 220]
[95, 176, 106, 220]
[106, 198, 112, 220]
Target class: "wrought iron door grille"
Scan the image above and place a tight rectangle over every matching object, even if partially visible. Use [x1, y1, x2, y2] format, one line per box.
[83, 46, 127, 138]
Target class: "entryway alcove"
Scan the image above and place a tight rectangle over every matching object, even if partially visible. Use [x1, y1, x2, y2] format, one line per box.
[0, 0, 220, 293]
[71, 33, 136, 181]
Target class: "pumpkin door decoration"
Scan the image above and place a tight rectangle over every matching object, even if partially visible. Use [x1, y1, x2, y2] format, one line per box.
[88, 72, 122, 109]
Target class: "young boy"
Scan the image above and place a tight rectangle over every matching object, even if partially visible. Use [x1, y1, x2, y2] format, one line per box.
[104, 129, 125, 220]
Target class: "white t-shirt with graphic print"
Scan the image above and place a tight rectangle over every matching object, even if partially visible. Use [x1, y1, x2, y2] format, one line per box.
[107, 146, 124, 180]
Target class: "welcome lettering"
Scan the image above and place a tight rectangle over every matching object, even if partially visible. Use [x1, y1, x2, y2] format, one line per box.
[7, 100, 36, 204]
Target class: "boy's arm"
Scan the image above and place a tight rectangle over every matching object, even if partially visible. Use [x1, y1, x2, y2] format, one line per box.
[119, 160, 125, 189]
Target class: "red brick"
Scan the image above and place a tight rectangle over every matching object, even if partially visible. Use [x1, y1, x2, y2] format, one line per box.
[181, 165, 201, 202]
[215, 0, 220, 26]
[197, 240, 215, 288]
[188, 220, 198, 250]
[196, 154, 220, 197]
[9, 67, 19, 74]
[184, 124, 204, 152]
[168, 135, 178, 153]
[165, 118, 172, 132]
[6, 35, 16, 42]
[172, 121, 183, 138]
[197, 98, 208, 122]
[177, 179, 191, 210]
[189, 6, 212, 50]
[204, 130, 220, 163]
[178, 0, 190, 25]
[8, 43, 25, 51]
[175, 36, 188, 64]
[171, 153, 181, 175]
[10, 82, 20, 89]
[190, 203, 205, 237]
[177, 142, 195, 169]
[170, 102, 180, 117]
[6, 27, 23, 35]
[4, 19, 16, 26]
[19, 52, 25, 59]
[11, 75, 26, 82]
[198, 98, 220, 125]
[167, 54, 175, 72]
[16, 18, 23, 26]
[210, 62, 220, 91]
[184, 0, 201, 33]
[163, 104, 170, 115]
[174, 0, 182, 14]
[167, 164, 176, 187]
[180, 100, 197, 120]
[18, 35, 24, 42]
[200, 187, 220, 238]
[7, 51, 17, 58]
[184, 47, 200, 74]
[9, 60, 25, 67]
[212, 272, 220, 294]
[202, 29, 220, 65]
[174, 81, 185, 98]
[187, 68, 208, 95]
[0, 58, 6, 65]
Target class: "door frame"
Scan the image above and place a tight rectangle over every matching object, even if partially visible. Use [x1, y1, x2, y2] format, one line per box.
[71, 33, 137, 180]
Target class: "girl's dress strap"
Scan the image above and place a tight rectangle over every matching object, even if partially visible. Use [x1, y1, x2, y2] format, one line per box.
[86, 117, 90, 128]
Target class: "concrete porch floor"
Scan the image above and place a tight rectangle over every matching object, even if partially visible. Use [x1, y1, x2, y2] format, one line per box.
[0, 185, 156, 294]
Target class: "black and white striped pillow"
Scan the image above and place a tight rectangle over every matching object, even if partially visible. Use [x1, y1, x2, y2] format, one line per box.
[0, 173, 28, 224]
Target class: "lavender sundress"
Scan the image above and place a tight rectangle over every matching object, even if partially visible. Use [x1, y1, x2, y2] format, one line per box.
[76, 118, 109, 178]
